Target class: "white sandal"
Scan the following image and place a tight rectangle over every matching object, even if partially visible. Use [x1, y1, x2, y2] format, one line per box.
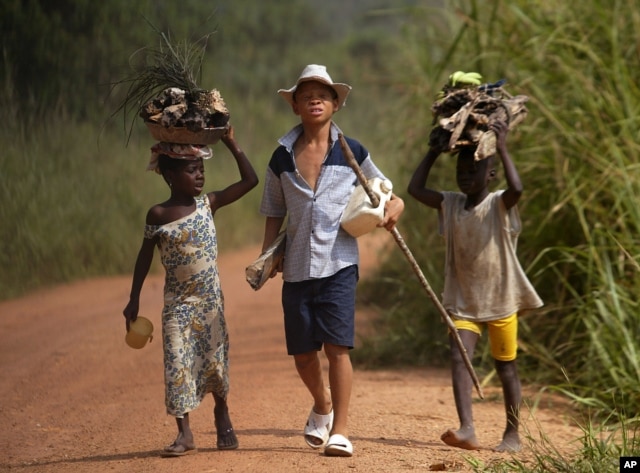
[304, 408, 334, 448]
[325, 433, 353, 457]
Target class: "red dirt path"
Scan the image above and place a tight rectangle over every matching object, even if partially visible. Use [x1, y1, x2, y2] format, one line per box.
[0, 233, 581, 472]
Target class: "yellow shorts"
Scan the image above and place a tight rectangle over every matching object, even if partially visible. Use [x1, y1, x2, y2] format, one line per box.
[453, 313, 518, 361]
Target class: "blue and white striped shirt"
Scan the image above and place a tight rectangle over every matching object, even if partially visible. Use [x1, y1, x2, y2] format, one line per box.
[260, 122, 387, 282]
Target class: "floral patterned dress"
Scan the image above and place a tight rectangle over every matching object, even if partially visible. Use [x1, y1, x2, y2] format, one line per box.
[144, 195, 229, 417]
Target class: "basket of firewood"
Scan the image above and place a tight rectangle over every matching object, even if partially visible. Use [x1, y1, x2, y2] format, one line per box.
[144, 122, 227, 145]
[112, 30, 230, 145]
[141, 86, 230, 144]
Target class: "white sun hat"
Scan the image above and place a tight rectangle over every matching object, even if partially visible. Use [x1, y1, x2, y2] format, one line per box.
[278, 64, 352, 110]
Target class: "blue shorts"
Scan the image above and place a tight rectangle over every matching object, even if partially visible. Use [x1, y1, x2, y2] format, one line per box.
[282, 265, 358, 355]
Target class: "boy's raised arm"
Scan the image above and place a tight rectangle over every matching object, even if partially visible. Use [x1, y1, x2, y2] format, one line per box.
[408, 147, 445, 209]
[492, 120, 522, 210]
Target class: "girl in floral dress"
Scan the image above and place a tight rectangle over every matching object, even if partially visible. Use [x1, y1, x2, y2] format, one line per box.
[123, 126, 258, 456]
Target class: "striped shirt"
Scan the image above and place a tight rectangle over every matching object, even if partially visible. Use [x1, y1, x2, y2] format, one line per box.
[260, 122, 386, 282]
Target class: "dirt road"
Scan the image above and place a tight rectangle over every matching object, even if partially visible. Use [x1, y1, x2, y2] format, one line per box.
[0, 234, 580, 472]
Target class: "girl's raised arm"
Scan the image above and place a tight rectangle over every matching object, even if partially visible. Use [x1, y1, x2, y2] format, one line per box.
[208, 126, 259, 212]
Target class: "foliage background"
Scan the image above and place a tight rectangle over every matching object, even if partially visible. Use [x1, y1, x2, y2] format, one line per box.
[2, 0, 639, 430]
[0, 0, 408, 295]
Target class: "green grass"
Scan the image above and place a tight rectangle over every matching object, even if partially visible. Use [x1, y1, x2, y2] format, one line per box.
[464, 409, 639, 472]
[0, 109, 153, 298]
[353, 0, 640, 469]
[360, 0, 640, 404]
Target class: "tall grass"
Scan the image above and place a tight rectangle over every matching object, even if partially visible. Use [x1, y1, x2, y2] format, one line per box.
[350, 2, 640, 469]
[355, 0, 640, 423]
[0, 100, 154, 298]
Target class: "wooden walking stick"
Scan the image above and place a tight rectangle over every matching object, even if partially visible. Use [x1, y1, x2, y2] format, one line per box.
[339, 134, 484, 399]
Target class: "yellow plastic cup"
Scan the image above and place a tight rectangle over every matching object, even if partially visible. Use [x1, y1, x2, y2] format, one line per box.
[125, 316, 154, 349]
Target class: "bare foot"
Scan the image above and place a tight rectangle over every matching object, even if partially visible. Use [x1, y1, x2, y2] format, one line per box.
[161, 432, 197, 457]
[215, 404, 239, 450]
[494, 431, 521, 452]
[440, 428, 481, 450]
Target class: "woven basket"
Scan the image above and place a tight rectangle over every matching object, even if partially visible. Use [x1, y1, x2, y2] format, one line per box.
[145, 122, 227, 145]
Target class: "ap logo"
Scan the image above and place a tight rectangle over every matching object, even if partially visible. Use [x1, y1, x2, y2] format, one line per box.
[621, 457, 640, 472]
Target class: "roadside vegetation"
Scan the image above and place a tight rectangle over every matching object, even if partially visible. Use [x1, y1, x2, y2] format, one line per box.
[0, 0, 403, 298]
[355, 0, 640, 470]
[2, 1, 638, 470]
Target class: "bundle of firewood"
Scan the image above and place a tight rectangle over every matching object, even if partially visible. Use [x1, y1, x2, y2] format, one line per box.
[140, 87, 229, 131]
[429, 72, 529, 160]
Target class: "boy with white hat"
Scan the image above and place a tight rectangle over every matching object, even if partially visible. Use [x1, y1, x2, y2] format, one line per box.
[259, 64, 404, 457]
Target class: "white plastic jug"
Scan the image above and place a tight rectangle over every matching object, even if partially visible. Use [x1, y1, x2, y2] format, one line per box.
[340, 178, 393, 238]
